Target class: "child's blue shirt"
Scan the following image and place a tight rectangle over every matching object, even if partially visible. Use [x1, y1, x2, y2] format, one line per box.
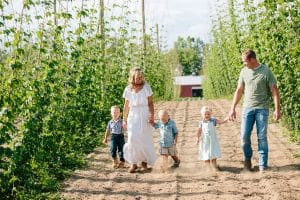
[154, 119, 178, 147]
[107, 118, 123, 134]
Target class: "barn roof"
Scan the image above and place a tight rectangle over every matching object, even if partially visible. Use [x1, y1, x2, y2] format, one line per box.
[174, 76, 203, 85]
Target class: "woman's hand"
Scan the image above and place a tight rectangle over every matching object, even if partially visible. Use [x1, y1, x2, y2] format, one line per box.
[148, 114, 154, 124]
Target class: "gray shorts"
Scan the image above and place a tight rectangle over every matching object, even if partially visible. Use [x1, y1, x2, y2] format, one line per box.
[160, 145, 177, 156]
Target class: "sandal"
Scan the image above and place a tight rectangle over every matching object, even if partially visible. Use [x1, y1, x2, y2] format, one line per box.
[141, 162, 152, 172]
[141, 162, 147, 169]
[128, 164, 138, 173]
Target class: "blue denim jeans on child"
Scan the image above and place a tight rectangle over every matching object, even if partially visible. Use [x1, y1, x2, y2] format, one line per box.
[241, 108, 269, 169]
[110, 134, 125, 162]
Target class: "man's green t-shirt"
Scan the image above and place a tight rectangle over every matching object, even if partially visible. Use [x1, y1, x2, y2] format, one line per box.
[238, 64, 277, 109]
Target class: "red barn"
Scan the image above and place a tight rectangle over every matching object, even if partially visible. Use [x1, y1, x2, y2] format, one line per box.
[174, 76, 203, 98]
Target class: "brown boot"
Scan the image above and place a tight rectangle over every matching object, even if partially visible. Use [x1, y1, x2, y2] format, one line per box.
[171, 159, 180, 168]
[112, 158, 119, 169]
[243, 159, 252, 171]
[128, 164, 138, 173]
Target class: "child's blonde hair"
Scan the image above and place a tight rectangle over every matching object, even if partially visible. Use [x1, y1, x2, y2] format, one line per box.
[128, 67, 145, 88]
[200, 106, 212, 115]
[158, 109, 168, 117]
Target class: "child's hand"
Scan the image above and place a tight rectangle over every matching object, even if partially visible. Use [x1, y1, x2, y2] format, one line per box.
[224, 116, 229, 122]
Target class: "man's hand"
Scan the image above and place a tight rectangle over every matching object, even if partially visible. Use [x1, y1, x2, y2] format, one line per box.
[102, 138, 108, 144]
[273, 109, 281, 121]
[229, 109, 236, 121]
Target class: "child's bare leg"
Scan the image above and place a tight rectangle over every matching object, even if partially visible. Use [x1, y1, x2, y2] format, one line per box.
[204, 160, 211, 171]
[161, 155, 168, 172]
[171, 155, 179, 162]
[212, 159, 217, 167]
[212, 159, 219, 171]
[171, 156, 180, 168]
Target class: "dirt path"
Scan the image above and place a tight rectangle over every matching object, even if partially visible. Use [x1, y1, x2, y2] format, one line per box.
[61, 99, 300, 200]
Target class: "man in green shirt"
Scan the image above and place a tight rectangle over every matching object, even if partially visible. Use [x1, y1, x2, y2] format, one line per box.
[229, 49, 281, 173]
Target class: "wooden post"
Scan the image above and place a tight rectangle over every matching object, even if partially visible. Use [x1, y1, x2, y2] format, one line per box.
[99, 0, 105, 100]
[54, 0, 57, 25]
[156, 23, 160, 52]
[99, 0, 105, 39]
[142, 0, 146, 67]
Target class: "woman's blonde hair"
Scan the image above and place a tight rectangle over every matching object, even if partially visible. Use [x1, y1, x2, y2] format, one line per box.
[128, 67, 145, 88]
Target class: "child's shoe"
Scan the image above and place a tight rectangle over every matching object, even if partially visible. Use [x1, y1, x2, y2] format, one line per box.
[171, 159, 180, 168]
[112, 158, 119, 169]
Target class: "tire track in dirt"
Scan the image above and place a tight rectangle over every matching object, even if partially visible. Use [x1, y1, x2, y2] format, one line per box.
[61, 99, 300, 200]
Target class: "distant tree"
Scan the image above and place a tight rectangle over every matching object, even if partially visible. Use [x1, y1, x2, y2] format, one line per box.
[174, 36, 204, 75]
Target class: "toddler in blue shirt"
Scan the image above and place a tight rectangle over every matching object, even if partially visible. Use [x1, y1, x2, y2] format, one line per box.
[103, 106, 125, 168]
[153, 110, 180, 171]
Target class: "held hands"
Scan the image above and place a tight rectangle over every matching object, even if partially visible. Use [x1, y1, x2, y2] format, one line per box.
[223, 116, 229, 122]
[148, 114, 154, 124]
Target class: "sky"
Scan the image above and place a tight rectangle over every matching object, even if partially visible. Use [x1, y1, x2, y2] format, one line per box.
[5, 0, 227, 49]
[143, 0, 224, 48]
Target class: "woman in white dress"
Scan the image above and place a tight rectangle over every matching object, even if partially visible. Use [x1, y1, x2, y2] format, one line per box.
[122, 67, 157, 173]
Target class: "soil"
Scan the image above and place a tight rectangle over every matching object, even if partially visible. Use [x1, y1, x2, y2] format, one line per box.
[60, 99, 300, 200]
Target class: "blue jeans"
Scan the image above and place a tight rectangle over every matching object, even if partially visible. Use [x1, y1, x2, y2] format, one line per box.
[241, 108, 269, 169]
[110, 134, 125, 161]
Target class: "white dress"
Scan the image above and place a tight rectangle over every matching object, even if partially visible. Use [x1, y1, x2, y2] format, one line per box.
[198, 118, 221, 160]
[122, 83, 157, 166]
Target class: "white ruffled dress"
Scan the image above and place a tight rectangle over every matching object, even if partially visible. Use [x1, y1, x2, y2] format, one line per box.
[198, 118, 221, 160]
[122, 84, 157, 166]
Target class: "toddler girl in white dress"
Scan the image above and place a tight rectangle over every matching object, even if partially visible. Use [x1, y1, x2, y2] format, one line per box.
[196, 106, 228, 171]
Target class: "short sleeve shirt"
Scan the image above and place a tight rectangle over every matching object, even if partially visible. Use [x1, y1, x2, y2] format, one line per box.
[238, 64, 277, 109]
[122, 83, 153, 107]
[154, 119, 178, 147]
[106, 118, 123, 134]
[198, 118, 217, 128]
